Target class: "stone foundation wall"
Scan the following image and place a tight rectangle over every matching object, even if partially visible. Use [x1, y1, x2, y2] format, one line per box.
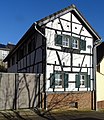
[47, 91, 92, 110]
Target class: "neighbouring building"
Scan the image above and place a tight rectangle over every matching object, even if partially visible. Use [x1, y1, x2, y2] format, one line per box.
[96, 42, 104, 110]
[0, 43, 15, 72]
[4, 5, 101, 110]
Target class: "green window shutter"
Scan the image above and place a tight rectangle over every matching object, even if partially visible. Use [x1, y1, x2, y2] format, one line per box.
[50, 73, 55, 88]
[69, 36, 72, 48]
[85, 75, 90, 88]
[75, 74, 80, 88]
[64, 73, 68, 88]
[79, 39, 86, 51]
[55, 35, 62, 46]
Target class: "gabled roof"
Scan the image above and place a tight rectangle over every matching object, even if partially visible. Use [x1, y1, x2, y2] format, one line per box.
[4, 4, 101, 62]
[36, 4, 101, 41]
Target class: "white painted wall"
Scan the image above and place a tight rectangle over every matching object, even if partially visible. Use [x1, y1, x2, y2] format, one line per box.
[96, 57, 104, 102]
[45, 11, 93, 92]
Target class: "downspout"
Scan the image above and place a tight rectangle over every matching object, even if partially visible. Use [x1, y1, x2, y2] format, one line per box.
[34, 23, 46, 38]
[34, 22, 47, 110]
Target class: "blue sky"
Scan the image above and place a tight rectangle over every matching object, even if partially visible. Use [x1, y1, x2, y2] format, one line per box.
[0, 0, 103, 45]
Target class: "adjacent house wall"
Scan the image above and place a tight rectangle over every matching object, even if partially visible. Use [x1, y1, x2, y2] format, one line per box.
[96, 57, 104, 109]
[0, 49, 9, 69]
[7, 29, 44, 74]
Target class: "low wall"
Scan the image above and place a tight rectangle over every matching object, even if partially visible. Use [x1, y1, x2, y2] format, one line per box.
[0, 73, 43, 110]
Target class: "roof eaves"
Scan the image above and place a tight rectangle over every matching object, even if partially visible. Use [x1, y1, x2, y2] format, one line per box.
[37, 4, 101, 40]
[4, 23, 35, 62]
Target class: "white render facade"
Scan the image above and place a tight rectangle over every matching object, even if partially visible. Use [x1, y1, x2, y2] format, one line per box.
[45, 7, 98, 92]
[4, 5, 101, 107]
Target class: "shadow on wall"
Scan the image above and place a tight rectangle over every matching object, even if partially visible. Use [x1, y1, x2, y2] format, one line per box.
[0, 73, 44, 110]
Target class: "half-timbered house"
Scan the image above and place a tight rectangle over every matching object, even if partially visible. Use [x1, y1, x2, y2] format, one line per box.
[4, 5, 101, 110]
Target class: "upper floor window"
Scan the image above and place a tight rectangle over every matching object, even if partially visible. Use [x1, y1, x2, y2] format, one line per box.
[55, 34, 86, 51]
[72, 38, 79, 49]
[62, 36, 69, 47]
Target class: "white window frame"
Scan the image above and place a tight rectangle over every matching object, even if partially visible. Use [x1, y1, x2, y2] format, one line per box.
[55, 73, 62, 88]
[72, 38, 79, 49]
[62, 36, 69, 47]
[80, 75, 85, 87]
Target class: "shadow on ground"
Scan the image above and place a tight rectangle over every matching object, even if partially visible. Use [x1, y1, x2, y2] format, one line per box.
[0, 109, 104, 120]
[73, 118, 102, 120]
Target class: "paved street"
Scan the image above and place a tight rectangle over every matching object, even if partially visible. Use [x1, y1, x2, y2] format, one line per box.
[0, 109, 104, 120]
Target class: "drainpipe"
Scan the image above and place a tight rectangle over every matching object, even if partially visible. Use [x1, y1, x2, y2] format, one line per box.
[34, 23, 46, 38]
[34, 22, 47, 110]
[93, 39, 102, 111]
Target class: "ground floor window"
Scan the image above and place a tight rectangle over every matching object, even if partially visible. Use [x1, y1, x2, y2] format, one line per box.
[50, 72, 68, 88]
[55, 73, 62, 87]
[75, 73, 90, 88]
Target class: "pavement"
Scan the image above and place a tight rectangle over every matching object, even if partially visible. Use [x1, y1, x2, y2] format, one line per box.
[0, 109, 104, 120]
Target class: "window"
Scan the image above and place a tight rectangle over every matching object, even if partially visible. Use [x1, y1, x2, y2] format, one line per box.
[62, 36, 69, 47]
[50, 72, 68, 88]
[75, 73, 90, 88]
[55, 73, 62, 87]
[55, 34, 70, 48]
[55, 34, 86, 51]
[80, 75, 85, 87]
[72, 38, 79, 49]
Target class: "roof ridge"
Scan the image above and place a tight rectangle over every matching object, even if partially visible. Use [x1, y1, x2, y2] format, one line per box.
[36, 4, 76, 26]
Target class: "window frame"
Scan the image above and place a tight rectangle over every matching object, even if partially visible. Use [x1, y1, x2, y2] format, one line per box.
[80, 74, 86, 88]
[55, 73, 62, 88]
[62, 35, 70, 47]
[50, 72, 68, 88]
[55, 34, 86, 51]
[75, 73, 90, 88]
[72, 37, 79, 49]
